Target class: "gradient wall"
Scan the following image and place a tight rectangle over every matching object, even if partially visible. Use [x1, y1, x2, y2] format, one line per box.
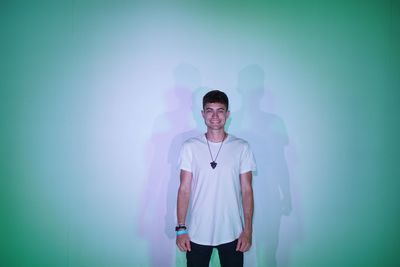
[1, 1, 399, 267]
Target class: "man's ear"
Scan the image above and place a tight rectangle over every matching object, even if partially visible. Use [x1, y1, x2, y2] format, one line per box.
[226, 110, 230, 118]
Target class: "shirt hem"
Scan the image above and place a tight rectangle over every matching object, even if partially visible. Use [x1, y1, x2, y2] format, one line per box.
[190, 237, 239, 246]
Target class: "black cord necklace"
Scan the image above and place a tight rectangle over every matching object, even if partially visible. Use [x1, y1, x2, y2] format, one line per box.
[205, 133, 226, 169]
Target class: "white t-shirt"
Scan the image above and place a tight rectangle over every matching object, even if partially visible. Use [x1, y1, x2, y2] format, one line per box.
[178, 134, 257, 246]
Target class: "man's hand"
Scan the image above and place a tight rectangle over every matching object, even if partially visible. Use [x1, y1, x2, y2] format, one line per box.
[236, 231, 252, 252]
[176, 234, 191, 252]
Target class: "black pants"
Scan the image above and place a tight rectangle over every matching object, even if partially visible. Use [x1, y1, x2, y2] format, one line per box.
[186, 239, 243, 267]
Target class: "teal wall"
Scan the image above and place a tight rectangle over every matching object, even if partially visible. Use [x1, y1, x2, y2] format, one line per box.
[1, 1, 399, 267]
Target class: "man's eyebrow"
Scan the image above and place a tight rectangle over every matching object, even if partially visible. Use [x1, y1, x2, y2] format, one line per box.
[206, 107, 225, 110]
[205, 107, 225, 111]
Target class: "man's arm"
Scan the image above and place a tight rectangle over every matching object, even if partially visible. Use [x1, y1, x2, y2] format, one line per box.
[176, 169, 192, 252]
[236, 171, 254, 252]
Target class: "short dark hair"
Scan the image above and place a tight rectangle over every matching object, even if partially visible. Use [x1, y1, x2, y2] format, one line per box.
[202, 90, 229, 110]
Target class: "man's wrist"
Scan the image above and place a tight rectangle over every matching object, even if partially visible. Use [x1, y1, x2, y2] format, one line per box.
[176, 223, 188, 236]
[243, 227, 252, 234]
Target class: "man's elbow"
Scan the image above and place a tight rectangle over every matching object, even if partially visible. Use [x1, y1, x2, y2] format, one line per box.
[178, 186, 191, 196]
[242, 186, 253, 197]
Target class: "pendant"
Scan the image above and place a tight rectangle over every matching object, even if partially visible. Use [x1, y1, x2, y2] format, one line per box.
[210, 161, 217, 169]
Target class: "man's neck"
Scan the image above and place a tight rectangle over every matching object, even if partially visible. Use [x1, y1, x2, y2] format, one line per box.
[206, 130, 226, 143]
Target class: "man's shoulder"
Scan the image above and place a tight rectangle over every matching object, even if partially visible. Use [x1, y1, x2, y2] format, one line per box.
[182, 134, 205, 146]
[227, 134, 250, 146]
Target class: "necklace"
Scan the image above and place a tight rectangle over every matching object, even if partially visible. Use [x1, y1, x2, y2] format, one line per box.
[205, 133, 226, 169]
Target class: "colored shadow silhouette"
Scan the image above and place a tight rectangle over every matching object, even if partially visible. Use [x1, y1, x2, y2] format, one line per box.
[137, 64, 202, 267]
[230, 65, 293, 267]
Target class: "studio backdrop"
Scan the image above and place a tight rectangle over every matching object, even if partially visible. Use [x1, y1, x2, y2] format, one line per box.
[1, 1, 399, 267]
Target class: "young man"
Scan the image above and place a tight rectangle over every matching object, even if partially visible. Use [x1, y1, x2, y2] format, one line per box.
[176, 90, 256, 267]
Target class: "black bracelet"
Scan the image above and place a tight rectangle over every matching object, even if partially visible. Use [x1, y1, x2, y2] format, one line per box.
[175, 225, 187, 231]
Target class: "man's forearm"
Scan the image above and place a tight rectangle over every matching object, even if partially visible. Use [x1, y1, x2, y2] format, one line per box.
[242, 187, 254, 233]
[177, 187, 190, 224]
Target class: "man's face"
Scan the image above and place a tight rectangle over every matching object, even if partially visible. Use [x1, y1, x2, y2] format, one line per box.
[201, 102, 230, 131]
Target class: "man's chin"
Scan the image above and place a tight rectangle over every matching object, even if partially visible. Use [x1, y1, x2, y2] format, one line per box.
[207, 125, 224, 131]
[208, 122, 222, 127]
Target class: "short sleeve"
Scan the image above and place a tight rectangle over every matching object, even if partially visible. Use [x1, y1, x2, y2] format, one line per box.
[178, 141, 192, 172]
[240, 142, 257, 174]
